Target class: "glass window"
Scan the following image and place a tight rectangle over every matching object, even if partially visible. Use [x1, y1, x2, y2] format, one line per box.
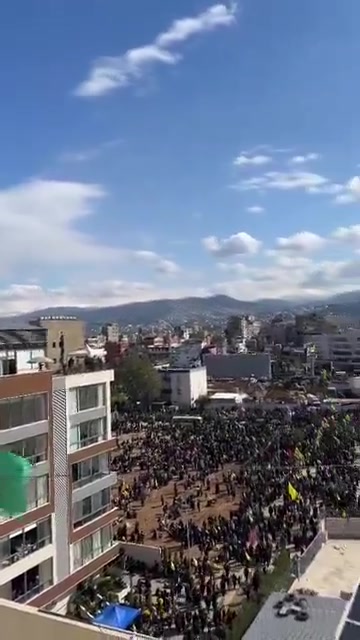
[72, 488, 112, 528]
[12, 563, 53, 603]
[0, 394, 48, 430]
[5, 435, 48, 464]
[0, 518, 51, 569]
[27, 475, 49, 512]
[73, 524, 115, 570]
[76, 385, 100, 412]
[72, 454, 109, 488]
[69, 418, 107, 451]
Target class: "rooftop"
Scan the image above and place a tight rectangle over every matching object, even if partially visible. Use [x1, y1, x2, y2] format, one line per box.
[289, 540, 360, 598]
[0, 598, 154, 640]
[209, 392, 248, 400]
[242, 592, 346, 640]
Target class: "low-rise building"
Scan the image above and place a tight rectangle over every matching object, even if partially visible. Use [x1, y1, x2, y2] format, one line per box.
[160, 366, 207, 407]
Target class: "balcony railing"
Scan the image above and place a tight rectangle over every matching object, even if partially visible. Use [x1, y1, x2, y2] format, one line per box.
[73, 503, 115, 529]
[55, 360, 112, 376]
[72, 471, 109, 490]
[14, 579, 53, 604]
[69, 432, 107, 452]
[0, 536, 51, 569]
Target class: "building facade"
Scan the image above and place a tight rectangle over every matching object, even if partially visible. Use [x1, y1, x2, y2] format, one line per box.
[310, 330, 360, 371]
[0, 368, 54, 604]
[32, 317, 85, 368]
[0, 355, 119, 610]
[28, 367, 119, 609]
[160, 366, 208, 407]
[204, 353, 272, 380]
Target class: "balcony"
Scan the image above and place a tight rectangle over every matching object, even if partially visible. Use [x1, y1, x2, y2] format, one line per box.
[1, 535, 51, 570]
[72, 471, 117, 504]
[14, 578, 53, 603]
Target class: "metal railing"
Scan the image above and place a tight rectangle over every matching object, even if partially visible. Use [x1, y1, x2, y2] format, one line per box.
[73, 503, 115, 529]
[72, 471, 109, 490]
[0, 535, 51, 568]
[69, 432, 107, 452]
[14, 579, 53, 604]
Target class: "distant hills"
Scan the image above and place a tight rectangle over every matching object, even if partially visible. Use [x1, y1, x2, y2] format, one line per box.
[3, 291, 360, 328]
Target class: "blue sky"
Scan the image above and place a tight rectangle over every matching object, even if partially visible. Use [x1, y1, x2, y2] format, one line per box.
[1, 0, 360, 313]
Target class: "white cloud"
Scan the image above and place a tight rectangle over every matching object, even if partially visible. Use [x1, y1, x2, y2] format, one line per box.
[334, 176, 360, 204]
[58, 137, 122, 163]
[133, 250, 180, 274]
[246, 205, 265, 214]
[202, 231, 261, 257]
[212, 254, 360, 300]
[276, 231, 326, 253]
[234, 154, 272, 167]
[74, 3, 237, 97]
[236, 170, 330, 193]
[332, 224, 360, 245]
[0, 178, 179, 277]
[289, 153, 320, 164]
[0, 281, 209, 316]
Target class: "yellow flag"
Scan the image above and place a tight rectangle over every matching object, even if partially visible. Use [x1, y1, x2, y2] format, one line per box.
[288, 482, 299, 501]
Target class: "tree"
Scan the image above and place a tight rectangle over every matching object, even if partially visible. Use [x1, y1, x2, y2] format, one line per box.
[66, 573, 126, 620]
[115, 353, 161, 407]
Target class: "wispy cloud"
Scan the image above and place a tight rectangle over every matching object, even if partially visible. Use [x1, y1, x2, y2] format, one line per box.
[59, 137, 123, 163]
[246, 205, 265, 214]
[234, 154, 272, 167]
[74, 3, 237, 98]
[234, 170, 337, 193]
[289, 152, 320, 164]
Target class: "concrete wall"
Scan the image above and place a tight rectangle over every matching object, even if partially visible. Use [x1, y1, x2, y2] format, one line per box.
[0, 598, 154, 640]
[325, 517, 360, 539]
[120, 542, 162, 567]
[298, 529, 327, 577]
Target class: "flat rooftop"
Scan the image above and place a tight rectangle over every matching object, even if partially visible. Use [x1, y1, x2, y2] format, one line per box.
[290, 539, 360, 597]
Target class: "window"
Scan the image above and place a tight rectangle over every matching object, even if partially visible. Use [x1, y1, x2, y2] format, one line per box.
[69, 418, 107, 451]
[53, 358, 57, 364]
[72, 453, 109, 488]
[0, 518, 51, 568]
[73, 524, 115, 570]
[52, 342, 56, 348]
[27, 475, 49, 511]
[76, 385, 100, 412]
[5, 435, 48, 465]
[73, 488, 112, 528]
[12, 563, 53, 603]
[0, 394, 48, 430]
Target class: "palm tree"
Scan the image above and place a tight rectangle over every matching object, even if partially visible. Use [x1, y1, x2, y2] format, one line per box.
[66, 572, 126, 620]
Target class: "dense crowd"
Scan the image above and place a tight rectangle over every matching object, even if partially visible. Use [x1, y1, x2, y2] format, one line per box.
[109, 405, 360, 638]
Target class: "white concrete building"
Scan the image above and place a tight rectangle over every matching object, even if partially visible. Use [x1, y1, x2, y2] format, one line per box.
[208, 392, 248, 410]
[310, 330, 360, 371]
[50, 367, 119, 593]
[161, 367, 207, 408]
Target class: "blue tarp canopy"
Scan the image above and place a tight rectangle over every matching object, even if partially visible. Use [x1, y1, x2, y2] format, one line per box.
[93, 604, 140, 631]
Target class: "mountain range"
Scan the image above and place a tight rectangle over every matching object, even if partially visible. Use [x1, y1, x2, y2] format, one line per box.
[3, 290, 360, 328]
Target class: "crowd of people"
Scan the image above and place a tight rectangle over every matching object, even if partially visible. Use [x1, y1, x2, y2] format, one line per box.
[109, 404, 360, 638]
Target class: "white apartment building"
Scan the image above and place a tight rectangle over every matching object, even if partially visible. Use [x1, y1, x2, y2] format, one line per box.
[0, 334, 119, 610]
[161, 366, 208, 407]
[309, 330, 360, 371]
